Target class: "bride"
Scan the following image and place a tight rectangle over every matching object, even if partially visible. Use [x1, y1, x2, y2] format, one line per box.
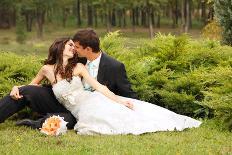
[27, 38, 201, 135]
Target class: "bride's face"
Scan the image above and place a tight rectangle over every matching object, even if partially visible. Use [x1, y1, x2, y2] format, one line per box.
[63, 40, 75, 58]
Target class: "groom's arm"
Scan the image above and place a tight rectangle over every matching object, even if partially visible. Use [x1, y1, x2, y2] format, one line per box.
[115, 63, 138, 99]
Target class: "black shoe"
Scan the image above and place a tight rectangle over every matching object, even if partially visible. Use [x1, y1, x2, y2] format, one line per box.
[15, 119, 41, 129]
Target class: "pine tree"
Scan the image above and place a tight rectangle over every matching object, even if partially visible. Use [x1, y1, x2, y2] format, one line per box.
[214, 0, 232, 46]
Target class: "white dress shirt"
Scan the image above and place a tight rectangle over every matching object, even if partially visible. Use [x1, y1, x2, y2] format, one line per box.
[83, 53, 102, 90]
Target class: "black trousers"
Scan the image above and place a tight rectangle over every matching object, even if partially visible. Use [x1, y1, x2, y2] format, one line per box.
[0, 85, 76, 129]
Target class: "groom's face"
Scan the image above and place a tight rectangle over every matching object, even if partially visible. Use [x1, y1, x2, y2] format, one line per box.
[74, 41, 87, 58]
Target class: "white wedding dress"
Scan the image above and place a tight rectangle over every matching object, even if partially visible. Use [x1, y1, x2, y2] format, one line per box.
[52, 76, 201, 135]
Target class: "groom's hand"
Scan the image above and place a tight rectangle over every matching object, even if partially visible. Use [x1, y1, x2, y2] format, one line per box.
[10, 86, 23, 100]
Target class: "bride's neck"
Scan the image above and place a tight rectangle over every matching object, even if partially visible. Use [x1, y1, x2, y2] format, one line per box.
[63, 57, 68, 67]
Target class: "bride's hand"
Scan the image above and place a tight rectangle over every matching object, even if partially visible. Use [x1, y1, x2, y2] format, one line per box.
[10, 86, 23, 100]
[122, 100, 134, 110]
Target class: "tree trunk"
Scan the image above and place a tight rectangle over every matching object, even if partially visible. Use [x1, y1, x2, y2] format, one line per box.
[76, 0, 81, 26]
[94, 7, 98, 27]
[111, 9, 116, 26]
[117, 10, 122, 27]
[36, 9, 45, 39]
[141, 8, 146, 27]
[189, 0, 192, 28]
[184, 0, 190, 33]
[175, 0, 179, 26]
[0, 8, 11, 29]
[156, 12, 160, 28]
[172, 0, 178, 28]
[107, 14, 111, 32]
[181, 0, 185, 32]
[25, 12, 33, 32]
[100, 10, 104, 26]
[105, 3, 111, 32]
[28, 15, 33, 32]
[149, 14, 154, 38]
[135, 7, 139, 25]
[151, 10, 155, 26]
[147, 0, 154, 39]
[131, 8, 136, 32]
[87, 4, 93, 26]
[171, 2, 175, 28]
[123, 8, 126, 27]
[11, 8, 16, 27]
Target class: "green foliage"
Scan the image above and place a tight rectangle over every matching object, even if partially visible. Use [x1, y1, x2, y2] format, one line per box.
[1, 32, 232, 130]
[100, 30, 128, 59]
[202, 20, 222, 40]
[214, 0, 232, 45]
[101, 31, 232, 130]
[0, 52, 42, 97]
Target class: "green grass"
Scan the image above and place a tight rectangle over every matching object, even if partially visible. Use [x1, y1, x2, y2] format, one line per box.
[0, 120, 231, 154]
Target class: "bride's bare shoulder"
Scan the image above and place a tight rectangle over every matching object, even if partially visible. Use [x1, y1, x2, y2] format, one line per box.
[77, 63, 85, 67]
[76, 63, 86, 70]
[41, 65, 55, 73]
[74, 63, 86, 75]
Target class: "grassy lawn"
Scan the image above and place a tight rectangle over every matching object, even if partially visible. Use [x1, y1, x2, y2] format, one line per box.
[0, 119, 231, 154]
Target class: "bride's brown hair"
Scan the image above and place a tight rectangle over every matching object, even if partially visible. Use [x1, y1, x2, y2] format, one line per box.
[44, 38, 78, 83]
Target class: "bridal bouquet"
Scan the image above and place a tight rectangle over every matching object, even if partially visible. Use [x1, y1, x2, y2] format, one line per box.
[40, 115, 68, 136]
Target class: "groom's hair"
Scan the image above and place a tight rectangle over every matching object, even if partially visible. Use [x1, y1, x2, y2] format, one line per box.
[73, 29, 100, 53]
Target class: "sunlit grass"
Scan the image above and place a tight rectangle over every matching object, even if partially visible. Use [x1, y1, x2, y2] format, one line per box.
[0, 120, 231, 154]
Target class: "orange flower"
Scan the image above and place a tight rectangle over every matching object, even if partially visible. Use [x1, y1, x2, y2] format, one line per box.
[40, 115, 67, 136]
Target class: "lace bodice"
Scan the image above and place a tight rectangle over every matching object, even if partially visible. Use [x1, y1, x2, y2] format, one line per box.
[52, 76, 91, 110]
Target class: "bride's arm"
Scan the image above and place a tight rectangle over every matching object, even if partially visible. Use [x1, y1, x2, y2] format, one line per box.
[75, 63, 133, 109]
[29, 66, 47, 85]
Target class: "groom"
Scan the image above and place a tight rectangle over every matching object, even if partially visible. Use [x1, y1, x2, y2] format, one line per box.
[0, 29, 137, 129]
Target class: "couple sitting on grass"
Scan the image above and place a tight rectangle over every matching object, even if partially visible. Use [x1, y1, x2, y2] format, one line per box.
[0, 29, 201, 135]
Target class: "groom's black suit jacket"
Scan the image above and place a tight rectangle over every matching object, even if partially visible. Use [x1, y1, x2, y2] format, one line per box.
[0, 52, 137, 129]
[97, 52, 137, 99]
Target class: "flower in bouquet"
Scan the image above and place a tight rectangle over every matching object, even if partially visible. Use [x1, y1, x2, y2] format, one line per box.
[40, 115, 68, 136]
